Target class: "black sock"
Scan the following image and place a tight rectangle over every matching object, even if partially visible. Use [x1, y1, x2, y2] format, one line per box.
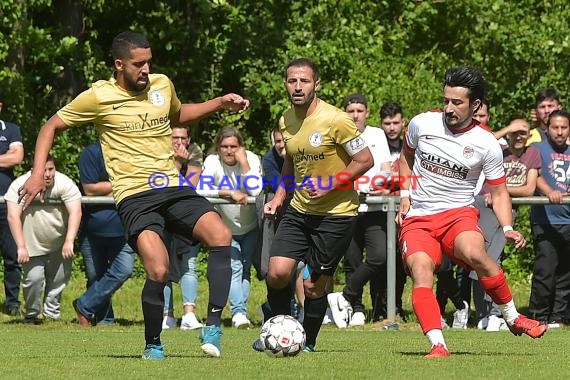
[141, 278, 166, 346]
[267, 281, 293, 316]
[303, 295, 327, 347]
[206, 246, 231, 326]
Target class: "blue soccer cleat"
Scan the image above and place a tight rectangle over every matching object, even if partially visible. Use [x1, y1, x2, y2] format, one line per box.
[142, 343, 165, 360]
[200, 325, 223, 357]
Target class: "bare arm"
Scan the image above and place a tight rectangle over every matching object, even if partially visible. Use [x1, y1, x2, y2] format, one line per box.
[536, 169, 565, 203]
[506, 168, 538, 197]
[0, 144, 24, 169]
[82, 181, 113, 196]
[61, 199, 82, 259]
[171, 94, 250, 127]
[396, 145, 414, 224]
[493, 119, 528, 140]
[18, 114, 70, 208]
[6, 201, 29, 264]
[488, 182, 526, 249]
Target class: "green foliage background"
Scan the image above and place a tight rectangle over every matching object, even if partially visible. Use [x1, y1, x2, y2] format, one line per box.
[2, 0, 568, 279]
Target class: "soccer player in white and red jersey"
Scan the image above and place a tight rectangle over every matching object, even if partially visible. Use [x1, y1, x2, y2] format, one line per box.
[397, 66, 547, 358]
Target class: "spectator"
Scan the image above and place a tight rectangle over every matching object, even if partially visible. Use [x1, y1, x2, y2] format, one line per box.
[372, 101, 408, 322]
[252, 58, 373, 353]
[162, 126, 204, 331]
[199, 127, 263, 329]
[18, 31, 249, 359]
[73, 142, 135, 326]
[5, 155, 81, 324]
[0, 97, 24, 317]
[529, 109, 570, 328]
[327, 93, 391, 328]
[398, 66, 546, 358]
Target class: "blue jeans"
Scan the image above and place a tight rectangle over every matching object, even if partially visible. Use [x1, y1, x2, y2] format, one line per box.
[228, 227, 258, 316]
[77, 235, 135, 323]
[164, 242, 201, 313]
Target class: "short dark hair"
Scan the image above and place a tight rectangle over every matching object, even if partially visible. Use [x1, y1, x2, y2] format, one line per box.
[342, 93, 368, 110]
[444, 66, 489, 106]
[380, 101, 404, 120]
[111, 31, 151, 60]
[547, 109, 570, 126]
[285, 58, 320, 82]
[535, 88, 560, 106]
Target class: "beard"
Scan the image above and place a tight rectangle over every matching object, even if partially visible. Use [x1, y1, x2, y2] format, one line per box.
[124, 74, 148, 92]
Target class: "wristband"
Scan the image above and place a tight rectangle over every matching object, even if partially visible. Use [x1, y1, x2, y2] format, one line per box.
[502, 225, 513, 234]
[400, 190, 410, 198]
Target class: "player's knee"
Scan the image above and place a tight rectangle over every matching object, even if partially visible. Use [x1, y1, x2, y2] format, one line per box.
[147, 265, 169, 283]
[266, 269, 290, 289]
[303, 280, 325, 299]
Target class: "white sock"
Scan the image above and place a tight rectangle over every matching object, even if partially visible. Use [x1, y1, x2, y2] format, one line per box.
[426, 329, 446, 348]
[498, 300, 520, 324]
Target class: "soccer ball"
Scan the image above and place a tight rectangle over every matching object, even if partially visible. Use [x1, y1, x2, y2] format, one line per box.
[260, 314, 306, 357]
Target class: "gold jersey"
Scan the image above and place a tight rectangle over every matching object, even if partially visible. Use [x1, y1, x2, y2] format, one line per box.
[280, 100, 361, 216]
[57, 74, 182, 204]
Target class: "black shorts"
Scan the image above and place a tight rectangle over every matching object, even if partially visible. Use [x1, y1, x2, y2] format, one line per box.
[117, 187, 216, 250]
[270, 207, 356, 276]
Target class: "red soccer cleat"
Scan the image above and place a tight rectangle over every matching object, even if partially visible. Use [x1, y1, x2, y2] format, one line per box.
[508, 315, 547, 338]
[424, 343, 451, 358]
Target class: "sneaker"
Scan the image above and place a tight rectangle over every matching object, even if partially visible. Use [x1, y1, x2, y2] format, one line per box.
[441, 316, 450, 329]
[425, 343, 451, 358]
[486, 315, 506, 332]
[200, 325, 222, 357]
[73, 299, 93, 327]
[322, 308, 333, 325]
[180, 312, 203, 331]
[327, 292, 352, 328]
[477, 316, 489, 330]
[507, 315, 547, 338]
[232, 313, 251, 329]
[23, 314, 42, 325]
[142, 344, 165, 360]
[452, 301, 469, 329]
[349, 311, 366, 327]
[252, 338, 264, 352]
[162, 315, 177, 330]
[302, 344, 316, 353]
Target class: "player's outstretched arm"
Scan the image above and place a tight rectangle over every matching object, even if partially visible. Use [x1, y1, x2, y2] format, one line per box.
[488, 182, 526, 249]
[173, 94, 250, 126]
[17, 114, 69, 209]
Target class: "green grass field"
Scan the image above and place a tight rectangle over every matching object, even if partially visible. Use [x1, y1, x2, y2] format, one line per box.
[1, 271, 569, 379]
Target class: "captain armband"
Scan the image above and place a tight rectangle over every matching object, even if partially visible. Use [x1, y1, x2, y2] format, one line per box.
[343, 136, 367, 156]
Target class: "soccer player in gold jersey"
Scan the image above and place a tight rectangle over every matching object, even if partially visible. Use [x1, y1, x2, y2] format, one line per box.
[253, 58, 373, 352]
[18, 31, 249, 360]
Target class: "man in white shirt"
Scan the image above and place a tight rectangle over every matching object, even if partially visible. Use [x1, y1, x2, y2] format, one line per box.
[5, 155, 81, 324]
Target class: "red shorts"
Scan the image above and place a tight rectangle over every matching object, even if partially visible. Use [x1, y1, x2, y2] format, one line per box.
[399, 206, 482, 270]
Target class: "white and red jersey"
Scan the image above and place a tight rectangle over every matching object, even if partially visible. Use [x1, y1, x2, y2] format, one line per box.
[404, 111, 505, 217]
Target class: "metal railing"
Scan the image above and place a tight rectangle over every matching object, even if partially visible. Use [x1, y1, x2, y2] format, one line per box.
[2, 194, 569, 321]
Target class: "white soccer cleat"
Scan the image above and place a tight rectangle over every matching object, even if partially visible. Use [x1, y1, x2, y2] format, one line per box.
[327, 292, 352, 329]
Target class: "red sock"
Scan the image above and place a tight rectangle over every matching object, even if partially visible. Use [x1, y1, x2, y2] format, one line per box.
[478, 269, 513, 305]
[412, 287, 441, 334]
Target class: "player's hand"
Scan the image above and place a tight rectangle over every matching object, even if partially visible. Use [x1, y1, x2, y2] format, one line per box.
[264, 198, 282, 219]
[396, 197, 410, 225]
[17, 246, 30, 264]
[547, 190, 563, 204]
[62, 240, 75, 260]
[505, 230, 526, 249]
[305, 177, 331, 199]
[17, 174, 46, 210]
[220, 93, 250, 114]
[483, 192, 493, 207]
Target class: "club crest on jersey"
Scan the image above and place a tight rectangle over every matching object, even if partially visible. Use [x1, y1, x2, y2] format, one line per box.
[309, 131, 323, 147]
[463, 146, 474, 159]
[150, 90, 165, 106]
